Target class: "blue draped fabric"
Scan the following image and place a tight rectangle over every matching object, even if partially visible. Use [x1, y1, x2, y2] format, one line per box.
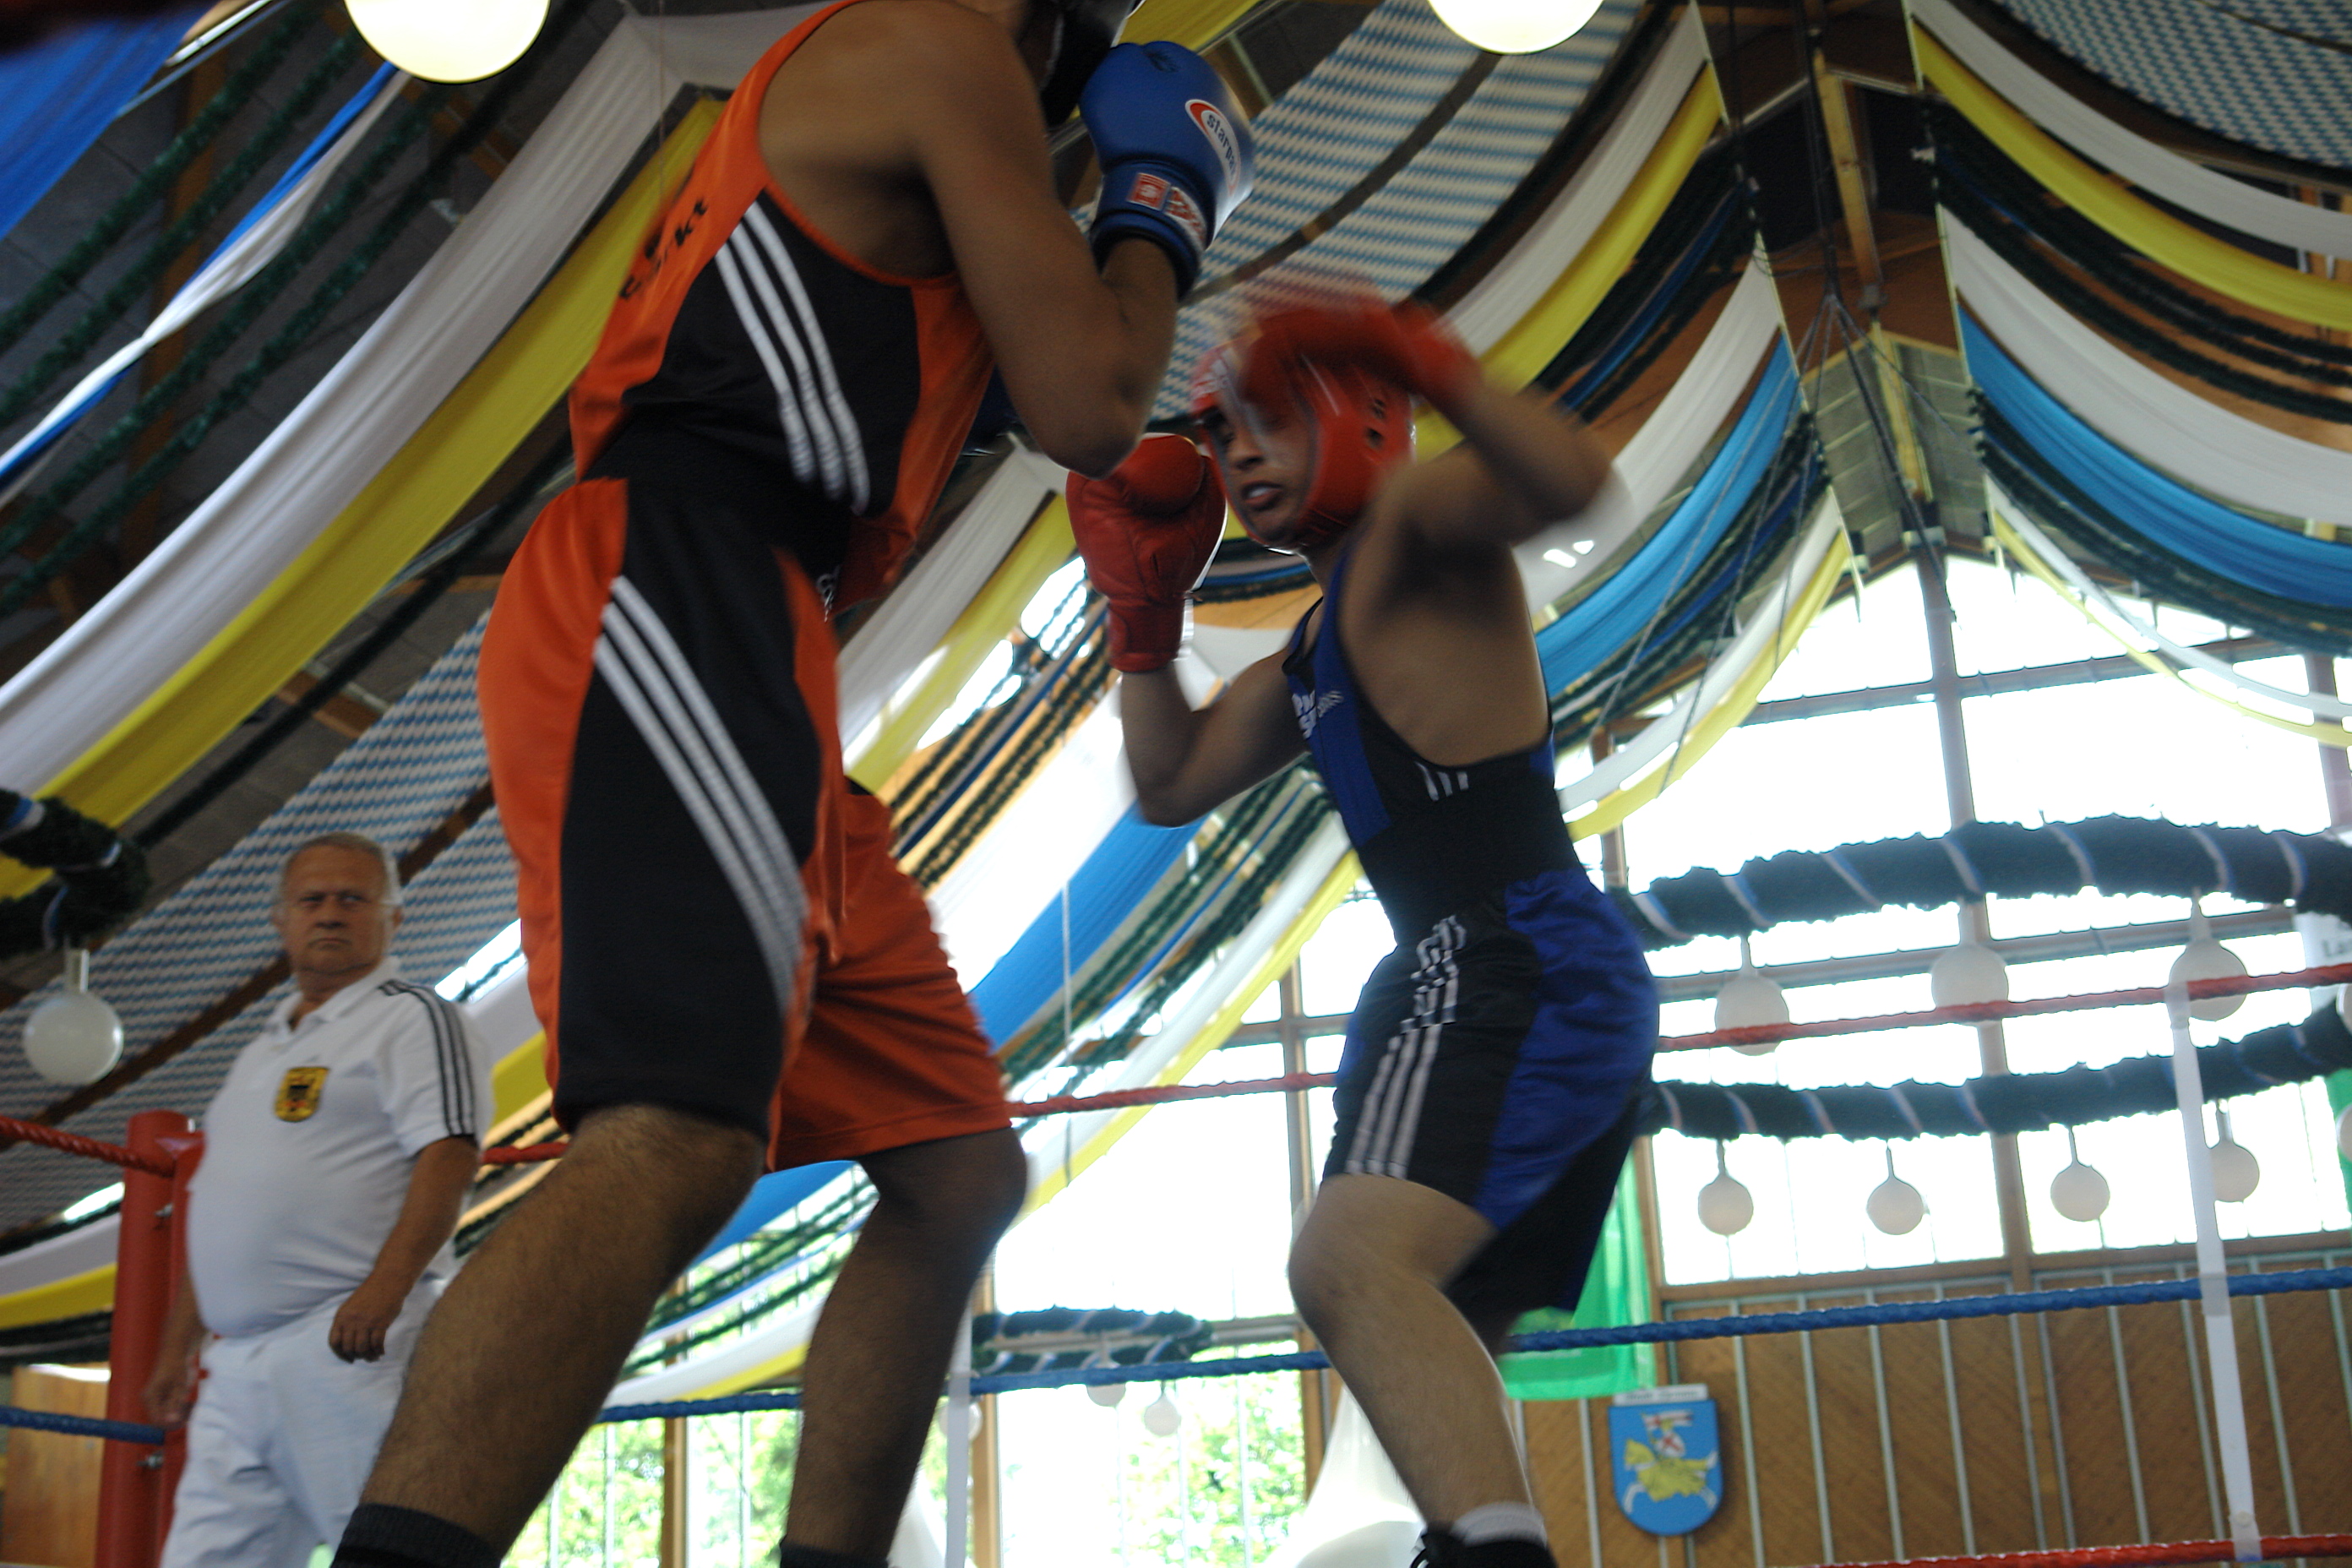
[1963, 313, 2352, 610]
[691, 1161, 854, 1269]
[1556, 187, 1741, 410]
[0, 66, 397, 490]
[968, 805, 1195, 1048]
[0, 7, 204, 243]
[1537, 343, 1801, 690]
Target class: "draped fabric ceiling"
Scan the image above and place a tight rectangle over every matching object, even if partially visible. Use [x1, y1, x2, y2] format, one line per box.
[2, 0, 2349, 1392]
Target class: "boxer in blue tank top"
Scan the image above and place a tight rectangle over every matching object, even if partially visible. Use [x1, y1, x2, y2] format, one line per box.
[1069, 297, 1657, 1568]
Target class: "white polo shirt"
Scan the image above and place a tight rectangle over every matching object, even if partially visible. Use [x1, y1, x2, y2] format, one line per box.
[186, 957, 492, 1340]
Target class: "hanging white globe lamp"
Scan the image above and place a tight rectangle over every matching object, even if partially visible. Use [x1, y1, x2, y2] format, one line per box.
[1142, 1390, 1182, 1436]
[1087, 1378, 1128, 1407]
[1930, 935, 2008, 1010]
[1429, 0, 1607, 55]
[2049, 1128, 2110, 1223]
[2208, 1109, 2261, 1203]
[23, 948, 122, 1086]
[346, 0, 548, 83]
[1714, 936, 1788, 1054]
[1696, 1144, 1753, 1236]
[2170, 896, 2248, 1022]
[1866, 1147, 1926, 1235]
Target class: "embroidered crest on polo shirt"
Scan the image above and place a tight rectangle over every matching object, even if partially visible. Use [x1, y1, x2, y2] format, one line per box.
[274, 1066, 329, 1122]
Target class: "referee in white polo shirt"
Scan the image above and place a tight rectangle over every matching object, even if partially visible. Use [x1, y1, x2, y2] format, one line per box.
[144, 831, 491, 1567]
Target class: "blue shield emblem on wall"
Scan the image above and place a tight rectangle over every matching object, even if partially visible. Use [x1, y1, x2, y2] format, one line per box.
[1609, 1385, 1722, 1535]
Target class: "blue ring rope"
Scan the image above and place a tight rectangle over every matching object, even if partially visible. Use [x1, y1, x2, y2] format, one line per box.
[0, 1405, 162, 1444]
[21, 1266, 2349, 1440]
[593, 1266, 2352, 1424]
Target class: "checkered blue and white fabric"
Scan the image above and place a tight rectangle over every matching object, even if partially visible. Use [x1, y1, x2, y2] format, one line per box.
[0, 618, 519, 1232]
[2187, 0, 2352, 46]
[1150, 0, 1639, 418]
[1995, 0, 2352, 171]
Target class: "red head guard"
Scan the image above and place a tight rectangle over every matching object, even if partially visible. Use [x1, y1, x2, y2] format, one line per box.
[1189, 339, 1413, 554]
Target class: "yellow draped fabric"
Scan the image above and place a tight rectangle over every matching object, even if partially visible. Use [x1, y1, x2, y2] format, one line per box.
[1990, 509, 2352, 748]
[1479, 73, 1724, 391]
[1916, 30, 2352, 332]
[1568, 520, 1850, 836]
[1124, 0, 1257, 46]
[0, 1265, 112, 1331]
[0, 104, 725, 902]
[847, 496, 1070, 789]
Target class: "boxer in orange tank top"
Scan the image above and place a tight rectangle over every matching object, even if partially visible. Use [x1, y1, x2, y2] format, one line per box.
[335, 3, 1254, 1563]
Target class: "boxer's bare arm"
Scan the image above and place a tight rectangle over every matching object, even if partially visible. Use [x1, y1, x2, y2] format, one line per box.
[1377, 378, 1615, 553]
[764, 0, 1179, 476]
[1120, 654, 1303, 826]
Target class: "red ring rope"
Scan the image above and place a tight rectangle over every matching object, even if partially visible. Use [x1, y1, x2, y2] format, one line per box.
[0, 1114, 172, 1176]
[472, 959, 2352, 1166]
[1814, 1534, 2352, 1568]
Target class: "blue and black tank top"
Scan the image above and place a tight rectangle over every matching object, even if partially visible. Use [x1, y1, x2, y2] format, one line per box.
[1281, 552, 1582, 940]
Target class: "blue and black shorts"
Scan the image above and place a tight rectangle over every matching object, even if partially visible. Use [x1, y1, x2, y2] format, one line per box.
[1327, 864, 1658, 1318]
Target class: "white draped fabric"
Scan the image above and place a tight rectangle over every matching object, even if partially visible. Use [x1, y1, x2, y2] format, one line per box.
[1989, 483, 2352, 721]
[0, 6, 823, 796]
[1515, 264, 1783, 607]
[1558, 493, 1846, 808]
[1948, 216, 2352, 528]
[1912, 0, 2352, 261]
[1447, 4, 1708, 353]
[0, 74, 411, 498]
[836, 448, 1065, 754]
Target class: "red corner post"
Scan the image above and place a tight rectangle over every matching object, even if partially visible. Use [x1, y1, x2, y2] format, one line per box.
[96, 1109, 191, 1568]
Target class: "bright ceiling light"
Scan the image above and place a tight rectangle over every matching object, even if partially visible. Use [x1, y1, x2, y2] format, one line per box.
[1429, 0, 1606, 55]
[346, 0, 548, 83]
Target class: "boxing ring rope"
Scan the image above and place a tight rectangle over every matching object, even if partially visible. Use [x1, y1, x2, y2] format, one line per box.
[0, 1113, 174, 1176]
[13, 966, 2351, 1565]
[464, 956, 2352, 1163]
[3, 1171, 2349, 1568]
[19, 1263, 2352, 1431]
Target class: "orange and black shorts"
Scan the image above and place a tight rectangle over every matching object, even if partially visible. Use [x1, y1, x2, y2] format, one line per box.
[476, 437, 1010, 1168]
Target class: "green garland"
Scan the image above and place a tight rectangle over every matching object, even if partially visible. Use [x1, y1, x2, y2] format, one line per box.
[995, 769, 1317, 1080]
[0, 792, 149, 961]
[0, 0, 597, 622]
[1977, 402, 2352, 656]
[890, 597, 1101, 854]
[907, 634, 1113, 886]
[0, 0, 324, 368]
[1934, 114, 2352, 426]
[0, 24, 367, 434]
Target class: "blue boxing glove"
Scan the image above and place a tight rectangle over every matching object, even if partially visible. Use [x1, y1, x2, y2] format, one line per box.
[1081, 42, 1255, 297]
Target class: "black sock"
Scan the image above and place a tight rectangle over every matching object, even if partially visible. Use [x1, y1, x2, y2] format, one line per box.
[777, 1543, 890, 1568]
[333, 1505, 502, 1568]
[1421, 1527, 1559, 1568]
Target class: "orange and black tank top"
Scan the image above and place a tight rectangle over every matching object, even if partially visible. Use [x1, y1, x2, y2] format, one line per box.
[570, 0, 994, 612]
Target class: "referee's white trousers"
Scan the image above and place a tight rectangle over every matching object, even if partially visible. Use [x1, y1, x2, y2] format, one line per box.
[161, 1281, 439, 1568]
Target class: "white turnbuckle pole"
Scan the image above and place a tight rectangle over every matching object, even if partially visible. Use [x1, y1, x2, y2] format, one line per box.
[2166, 978, 2262, 1562]
[945, 1307, 974, 1568]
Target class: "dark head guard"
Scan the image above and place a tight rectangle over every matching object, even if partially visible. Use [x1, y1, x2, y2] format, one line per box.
[1035, 0, 1141, 126]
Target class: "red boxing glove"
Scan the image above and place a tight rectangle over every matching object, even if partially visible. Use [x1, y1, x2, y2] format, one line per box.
[1068, 434, 1227, 672]
[1242, 298, 1479, 411]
